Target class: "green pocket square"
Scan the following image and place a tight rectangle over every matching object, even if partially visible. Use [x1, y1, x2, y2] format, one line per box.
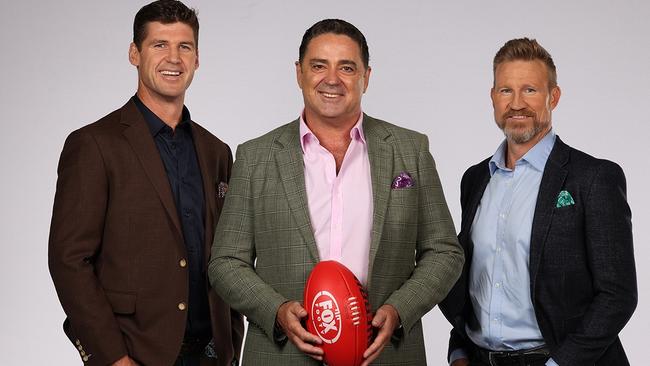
[556, 190, 575, 208]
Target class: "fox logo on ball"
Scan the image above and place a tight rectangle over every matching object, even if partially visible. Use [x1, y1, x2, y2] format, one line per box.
[310, 290, 342, 344]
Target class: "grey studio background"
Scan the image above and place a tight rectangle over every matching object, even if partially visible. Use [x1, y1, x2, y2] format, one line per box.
[0, 0, 648, 364]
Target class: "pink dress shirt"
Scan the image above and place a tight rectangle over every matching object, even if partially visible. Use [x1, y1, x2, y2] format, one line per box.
[300, 113, 373, 285]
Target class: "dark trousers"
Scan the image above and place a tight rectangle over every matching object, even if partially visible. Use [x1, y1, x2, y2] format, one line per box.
[175, 352, 237, 366]
[174, 353, 202, 366]
[174, 337, 225, 366]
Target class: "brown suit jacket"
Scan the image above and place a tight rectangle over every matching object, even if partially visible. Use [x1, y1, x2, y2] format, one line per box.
[49, 100, 244, 366]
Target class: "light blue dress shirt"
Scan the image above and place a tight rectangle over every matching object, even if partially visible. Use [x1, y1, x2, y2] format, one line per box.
[450, 130, 558, 366]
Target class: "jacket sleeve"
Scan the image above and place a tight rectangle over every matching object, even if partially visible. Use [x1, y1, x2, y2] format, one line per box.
[552, 162, 637, 365]
[48, 130, 128, 366]
[208, 144, 287, 342]
[383, 134, 465, 334]
[439, 166, 476, 361]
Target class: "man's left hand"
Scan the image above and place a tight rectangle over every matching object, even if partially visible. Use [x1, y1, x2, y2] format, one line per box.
[361, 304, 400, 366]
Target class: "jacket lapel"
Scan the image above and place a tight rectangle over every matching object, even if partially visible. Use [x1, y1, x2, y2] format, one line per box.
[363, 115, 394, 281]
[275, 120, 320, 263]
[120, 100, 183, 239]
[191, 124, 217, 266]
[529, 137, 569, 293]
[461, 164, 490, 241]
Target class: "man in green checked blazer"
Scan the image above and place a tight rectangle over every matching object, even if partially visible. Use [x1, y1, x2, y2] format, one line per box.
[208, 19, 464, 365]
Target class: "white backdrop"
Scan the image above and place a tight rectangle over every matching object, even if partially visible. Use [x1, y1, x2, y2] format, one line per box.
[0, 0, 648, 364]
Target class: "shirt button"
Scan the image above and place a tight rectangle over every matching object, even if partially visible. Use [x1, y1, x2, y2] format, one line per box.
[496, 247, 502, 252]
[184, 210, 191, 217]
[178, 302, 187, 311]
[179, 259, 187, 268]
[495, 282, 501, 288]
[499, 213, 506, 219]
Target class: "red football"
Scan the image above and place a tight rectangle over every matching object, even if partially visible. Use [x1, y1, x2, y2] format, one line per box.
[304, 260, 371, 366]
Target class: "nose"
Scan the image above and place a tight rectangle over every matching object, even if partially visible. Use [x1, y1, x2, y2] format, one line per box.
[509, 91, 525, 110]
[323, 67, 341, 85]
[166, 46, 181, 64]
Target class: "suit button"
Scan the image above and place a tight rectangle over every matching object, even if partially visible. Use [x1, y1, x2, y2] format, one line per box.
[75, 340, 81, 346]
[178, 302, 187, 311]
[77, 345, 83, 350]
[82, 355, 89, 362]
[179, 259, 187, 268]
[80, 351, 86, 356]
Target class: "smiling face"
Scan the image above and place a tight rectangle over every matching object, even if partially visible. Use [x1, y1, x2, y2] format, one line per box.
[296, 33, 370, 129]
[491, 60, 560, 146]
[129, 21, 198, 105]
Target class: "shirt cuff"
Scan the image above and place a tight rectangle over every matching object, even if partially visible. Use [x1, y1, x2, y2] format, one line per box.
[449, 348, 468, 364]
[545, 357, 559, 366]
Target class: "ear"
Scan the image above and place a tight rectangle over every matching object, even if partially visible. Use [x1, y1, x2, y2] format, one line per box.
[295, 61, 303, 89]
[362, 66, 371, 93]
[490, 86, 496, 108]
[129, 43, 140, 67]
[549, 85, 561, 110]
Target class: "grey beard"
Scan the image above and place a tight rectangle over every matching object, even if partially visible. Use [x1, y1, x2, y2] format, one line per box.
[499, 117, 550, 144]
[503, 125, 540, 144]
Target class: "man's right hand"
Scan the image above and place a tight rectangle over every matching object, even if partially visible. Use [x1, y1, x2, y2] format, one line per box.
[276, 301, 323, 361]
[451, 358, 470, 366]
[111, 355, 139, 366]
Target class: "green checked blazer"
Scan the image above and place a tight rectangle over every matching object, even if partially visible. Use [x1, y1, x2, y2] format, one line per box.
[209, 114, 464, 365]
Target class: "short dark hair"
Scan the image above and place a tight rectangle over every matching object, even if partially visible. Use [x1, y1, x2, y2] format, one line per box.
[493, 37, 557, 88]
[299, 19, 370, 69]
[133, 0, 199, 50]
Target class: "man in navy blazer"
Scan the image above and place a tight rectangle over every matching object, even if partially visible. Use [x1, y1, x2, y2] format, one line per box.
[440, 38, 637, 366]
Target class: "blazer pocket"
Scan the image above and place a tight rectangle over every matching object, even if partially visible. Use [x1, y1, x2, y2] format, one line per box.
[550, 204, 577, 228]
[563, 313, 584, 334]
[389, 186, 418, 207]
[553, 204, 576, 215]
[105, 290, 137, 315]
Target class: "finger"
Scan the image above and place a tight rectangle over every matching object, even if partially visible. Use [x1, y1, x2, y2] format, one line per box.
[290, 334, 324, 357]
[292, 322, 323, 345]
[284, 311, 323, 346]
[361, 343, 383, 365]
[292, 304, 308, 320]
[362, 329, 389, 359]
[371, 309, 387, 327]
[364, 322, 393, 358]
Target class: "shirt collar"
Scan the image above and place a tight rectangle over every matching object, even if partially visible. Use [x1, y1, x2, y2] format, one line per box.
[489, 129, 556, 175]
[298, 111, 366, 153]
[132, 95, 192, 136]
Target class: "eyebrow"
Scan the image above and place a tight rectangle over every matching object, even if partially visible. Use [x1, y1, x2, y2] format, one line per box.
[149, 39, 196, 47]
[308, 58, 358, 67]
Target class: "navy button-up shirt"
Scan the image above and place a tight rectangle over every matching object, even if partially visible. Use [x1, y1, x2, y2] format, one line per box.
[133, 96, 211, 339]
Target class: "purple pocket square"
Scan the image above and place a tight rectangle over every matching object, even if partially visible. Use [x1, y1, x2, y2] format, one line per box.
[217, 181, 228, 198]
[391, 171, 415, 189]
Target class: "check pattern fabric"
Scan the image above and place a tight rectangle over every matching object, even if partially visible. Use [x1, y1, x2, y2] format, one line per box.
[209, 114, 464, 365]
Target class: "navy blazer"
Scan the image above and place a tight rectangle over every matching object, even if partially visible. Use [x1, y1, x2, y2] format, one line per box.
[440, 136, 637, 366]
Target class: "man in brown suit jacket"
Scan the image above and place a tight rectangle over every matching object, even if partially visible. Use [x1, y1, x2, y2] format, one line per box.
[48, 1, 243, 365]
